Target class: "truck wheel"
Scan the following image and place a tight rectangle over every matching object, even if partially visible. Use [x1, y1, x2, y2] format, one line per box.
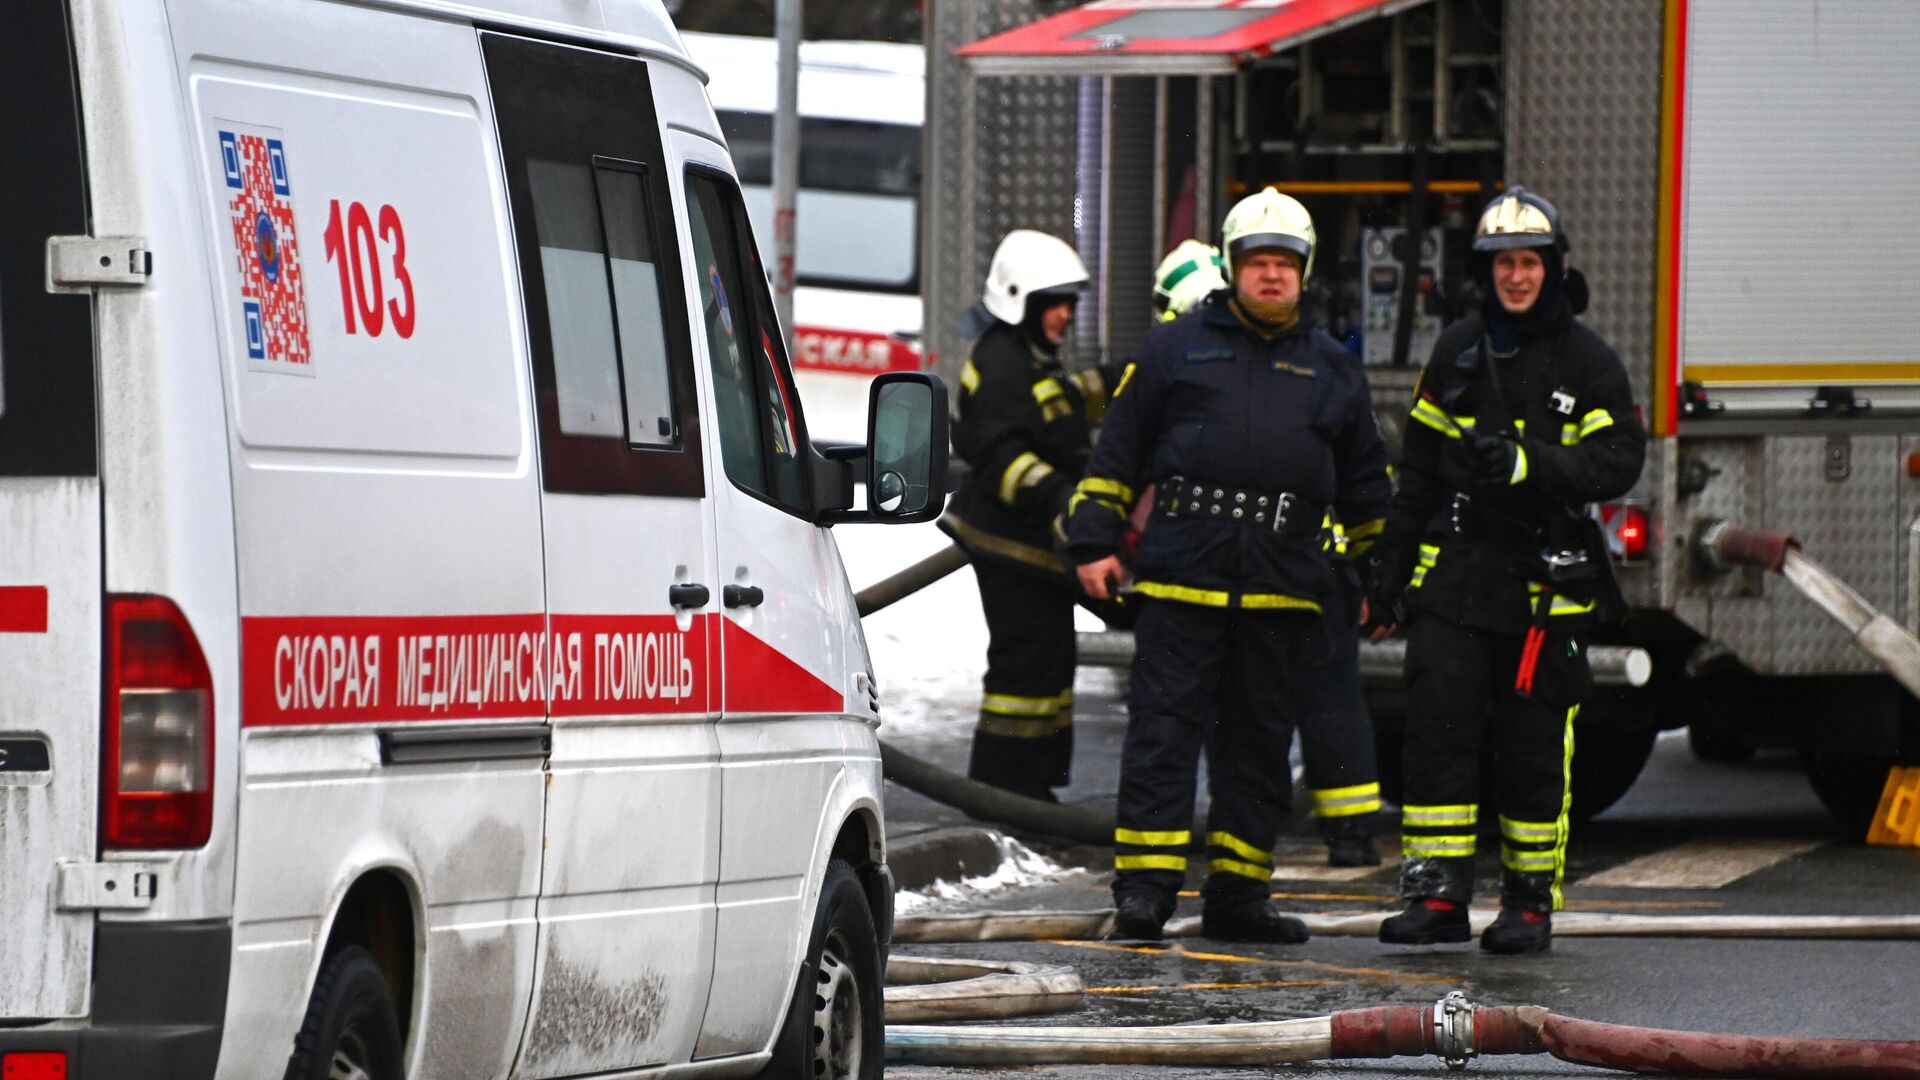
[1569, 690, 1657, 821]
[1801, 752, 1897, 834]
[1687, 717, 1754, 763]
[757, 858, 883, 1080]
[284, 945, 404, 1080]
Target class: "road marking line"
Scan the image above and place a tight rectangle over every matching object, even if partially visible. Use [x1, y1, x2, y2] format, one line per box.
[1577, 838, 1821, 889]
[1088, 980, 1335, 994]
[1042, 939, 1450, 984]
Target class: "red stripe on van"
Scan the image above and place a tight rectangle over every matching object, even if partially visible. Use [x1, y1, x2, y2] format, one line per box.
[240, 611, 845, 725]
[0, 586, 49, 633]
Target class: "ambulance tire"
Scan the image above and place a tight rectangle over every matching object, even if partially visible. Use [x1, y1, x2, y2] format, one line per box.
[284, 945, 403, 1080]
[758, 858, 883, 1080]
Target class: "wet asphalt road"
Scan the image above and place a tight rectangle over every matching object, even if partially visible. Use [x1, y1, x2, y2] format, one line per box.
[882, 674, 1920, 1077]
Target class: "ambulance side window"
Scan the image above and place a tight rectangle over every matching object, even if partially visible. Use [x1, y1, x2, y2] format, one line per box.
[484, 33, 702, 497]
[685, 169, 810, 515]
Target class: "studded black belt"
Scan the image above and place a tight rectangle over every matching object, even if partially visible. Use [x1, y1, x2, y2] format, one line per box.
[1156, 476, 1326, 537]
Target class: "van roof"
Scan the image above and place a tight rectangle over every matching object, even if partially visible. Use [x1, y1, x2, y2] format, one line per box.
[388, 0, 697, 71]
[680, 31, 924, 127]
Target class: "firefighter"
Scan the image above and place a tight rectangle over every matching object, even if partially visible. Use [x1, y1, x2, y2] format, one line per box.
[1153, 240, 1386, 868]
[1071, 191, 1392, 942]
[940, 229, 1124, 799]
[1366, 187, 1646, 954]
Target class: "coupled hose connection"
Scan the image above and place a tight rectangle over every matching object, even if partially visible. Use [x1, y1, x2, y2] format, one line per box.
[886, 991, 1920, 1077]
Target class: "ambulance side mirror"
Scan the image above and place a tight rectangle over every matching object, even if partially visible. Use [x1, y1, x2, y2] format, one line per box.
[814, 372, 948, 526]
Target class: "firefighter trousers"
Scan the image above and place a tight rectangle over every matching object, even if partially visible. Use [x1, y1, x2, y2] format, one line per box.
[1114, 599, 1355, 909]
[1214, 573, 1381, 841]
[1398, 614, 1582, 913]
[968, 558, 1076, 796]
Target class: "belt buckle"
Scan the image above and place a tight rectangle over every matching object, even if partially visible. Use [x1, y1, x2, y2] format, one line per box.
[1271, 491, 1295, 534]
[1450, 492, 1472, 535]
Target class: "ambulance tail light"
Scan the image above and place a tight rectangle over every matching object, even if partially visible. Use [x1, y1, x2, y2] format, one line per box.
[1613, 504, 1650, 563]
[103, 595, 214, 849]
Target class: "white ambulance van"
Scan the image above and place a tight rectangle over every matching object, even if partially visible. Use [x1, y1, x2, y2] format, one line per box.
[677, 32, 925, 443]
[0, 2, 947, 1079]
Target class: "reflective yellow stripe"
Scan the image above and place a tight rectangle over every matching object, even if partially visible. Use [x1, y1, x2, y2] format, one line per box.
[976, 715, 1058, 738]
[1345, 518, 1385, 541]
[1500, 817, 1560, 842]
[1510, 444, 1529, 485]
[1552, 705, 1578, 910]
[1410, 398, 1459, 437]
[1078, 476, 1136, 503]
[1312, 783, 1382, 817]
[1402, 804, 1477, 827]
[1503, 850, 1559, 872]
[1134, 581, 1232, 607]
[1403, 835, 1477, 858]
[1208, 857, 1273, 881]
[1409, 566, 1428, 588]
[1116, 828, 1191, 847]
[1561, 422, 1580, 447]
[1031, 378, 1065, 405]
[1578, 408, 1615, 438]
[982, 692, 1062, 717]
[961, 360, 981, 393]
[1241, 594, 1323, 613]
[1112, 362, 1137, 399]
[1066, 492, 1129, 521]
[999, 452, 1044, 504]
[1526, 587, 1597, 617]
[1116, 854, 1188, 872]
[1206, 831, 1272, 865]
[1018, 459, 1057, 492]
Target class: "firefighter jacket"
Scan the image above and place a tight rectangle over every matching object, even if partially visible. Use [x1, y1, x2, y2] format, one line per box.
[1373, 299, 1647, 635]
[941, 321, 1122, 576]
[1065, 294, 1392, 614]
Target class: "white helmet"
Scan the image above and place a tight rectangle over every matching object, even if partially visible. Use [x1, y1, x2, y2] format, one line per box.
[1221, 189, 1316, 284]
[1152, 240, 1226, 322]
[982, 229, 1088, 326]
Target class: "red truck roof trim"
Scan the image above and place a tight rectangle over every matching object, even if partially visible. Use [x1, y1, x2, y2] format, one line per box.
[957, 0, 1432, 76]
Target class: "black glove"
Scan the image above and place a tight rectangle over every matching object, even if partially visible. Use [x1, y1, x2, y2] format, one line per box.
[1468, 432, 1525, 490]
[1362, 584, 1405, 637]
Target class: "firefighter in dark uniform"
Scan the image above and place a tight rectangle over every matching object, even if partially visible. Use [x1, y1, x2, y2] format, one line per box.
[1070, 191, 1392, 942]
[1155, 241, 1386, 868]
[940, 229, 1125, 799]
[1367, 188, 1646, 954]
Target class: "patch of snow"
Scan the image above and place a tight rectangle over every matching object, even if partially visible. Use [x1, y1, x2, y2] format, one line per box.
[892, 835, 1087, 915]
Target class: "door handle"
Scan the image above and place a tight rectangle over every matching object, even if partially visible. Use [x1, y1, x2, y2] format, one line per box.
[723, 584, 765, 609]
[669, 583, 710, 610]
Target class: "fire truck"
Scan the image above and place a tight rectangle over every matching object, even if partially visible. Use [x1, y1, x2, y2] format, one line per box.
[924, 0, 1920, 828]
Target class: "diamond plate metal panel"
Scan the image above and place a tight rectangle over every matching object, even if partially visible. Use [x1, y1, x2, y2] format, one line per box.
[1763, 435, 1900, 675]
[924, 0, 1082, 393]
[1507, 0, 1671, 600]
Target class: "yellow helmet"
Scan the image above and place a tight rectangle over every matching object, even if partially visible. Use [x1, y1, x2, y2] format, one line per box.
[1221, 189, 1316, 284]
[1152, 240, 1226, 321]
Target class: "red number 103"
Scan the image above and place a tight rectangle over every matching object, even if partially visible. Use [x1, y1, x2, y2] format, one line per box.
[323, 199, 416, 339]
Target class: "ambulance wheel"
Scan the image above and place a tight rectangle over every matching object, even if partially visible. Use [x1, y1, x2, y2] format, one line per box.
[284, 945, 404, 1080]
[758, 858, 883, 1080]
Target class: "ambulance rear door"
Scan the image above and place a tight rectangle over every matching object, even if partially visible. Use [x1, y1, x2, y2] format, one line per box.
[483, 33, 722, 1076]
[0, 0, 100, 1020]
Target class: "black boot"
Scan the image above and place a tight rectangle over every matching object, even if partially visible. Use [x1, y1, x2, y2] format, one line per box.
[1481, 908, 1552, 953]
[1112, 891, 1175, 941]
[1201, 900, 1310, 944]
[1378, 898, 1471, 944]
[1322, 814, 1381, 867]
[1483, 870, 1554, 954]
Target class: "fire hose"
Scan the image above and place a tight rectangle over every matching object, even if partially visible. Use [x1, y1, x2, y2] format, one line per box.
[891, 907, 1920, 944]
[884, 990, 1920, 1076]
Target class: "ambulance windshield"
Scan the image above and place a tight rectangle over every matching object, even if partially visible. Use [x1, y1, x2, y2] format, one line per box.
[718, 111, 920, 294]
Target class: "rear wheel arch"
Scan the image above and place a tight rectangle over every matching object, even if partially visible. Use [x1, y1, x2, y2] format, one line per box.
[317, 868, 420, 1051]
[830, 806, 889, 933]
